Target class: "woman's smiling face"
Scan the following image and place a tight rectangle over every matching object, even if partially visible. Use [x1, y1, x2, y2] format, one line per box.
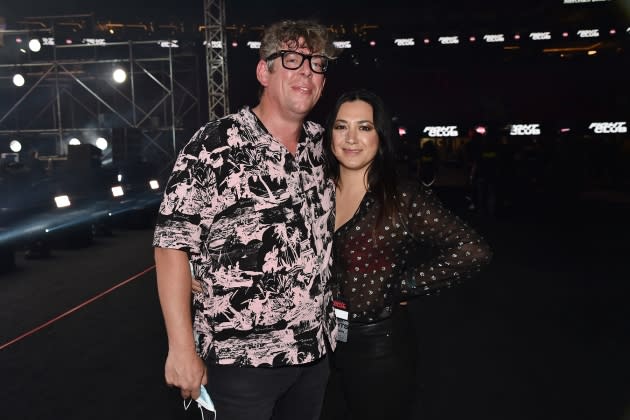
[331, 100, 380, 173]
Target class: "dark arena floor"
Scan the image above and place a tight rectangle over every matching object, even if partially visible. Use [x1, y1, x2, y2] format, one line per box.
[1, 185, 629, 420]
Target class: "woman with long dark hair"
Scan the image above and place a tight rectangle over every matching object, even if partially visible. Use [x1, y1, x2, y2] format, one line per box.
[321, 89, 492, 420]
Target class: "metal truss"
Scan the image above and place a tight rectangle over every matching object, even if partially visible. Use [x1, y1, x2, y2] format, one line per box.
[203, 0, 229, 120]
[0, 38, 201, 169]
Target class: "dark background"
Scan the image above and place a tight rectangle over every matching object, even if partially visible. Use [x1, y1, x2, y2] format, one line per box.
[1, 2, 629, 419]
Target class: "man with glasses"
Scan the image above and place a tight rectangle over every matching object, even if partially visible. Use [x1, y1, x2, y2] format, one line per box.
[153, 20, 339, 420]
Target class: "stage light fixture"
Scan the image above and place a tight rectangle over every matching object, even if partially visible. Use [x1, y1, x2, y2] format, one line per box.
[9, 140, 22, 152]
[28, 39, 41, 52]
[609, 29, 616, 35]
[149, 180, 160, 190]
[113, 68, 127, 83]
[398, 127, 407, 136]
[231, 41, 238, 47]
[68, 137, 81, 145]
[369, 40, 376, 47]
[475, 126, 487, 135]
[111, 185, 125, 197]
[95, 137, 108, 150]
[587, 50, 597, 56]
[12, 74, 25, 87]
[469, 36, 476, 42]
[54, 195, 72, 208]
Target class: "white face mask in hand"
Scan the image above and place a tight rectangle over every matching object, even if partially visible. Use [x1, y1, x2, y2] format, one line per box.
[183, 386, 216, 420]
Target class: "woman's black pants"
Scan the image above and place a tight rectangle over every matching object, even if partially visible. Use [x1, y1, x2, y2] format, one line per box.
[321, 307, 418, 420]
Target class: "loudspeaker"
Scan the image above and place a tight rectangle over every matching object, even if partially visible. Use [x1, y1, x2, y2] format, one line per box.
[67, 143, 102, 169]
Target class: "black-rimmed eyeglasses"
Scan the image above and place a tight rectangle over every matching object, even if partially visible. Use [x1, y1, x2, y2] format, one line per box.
[265, 50, 330, 74]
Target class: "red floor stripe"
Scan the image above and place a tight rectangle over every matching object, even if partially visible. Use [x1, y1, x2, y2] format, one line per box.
[0, 265, 156, 351]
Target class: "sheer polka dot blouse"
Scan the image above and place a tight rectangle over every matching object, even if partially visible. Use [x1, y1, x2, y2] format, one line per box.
[332, 182, 492, 323]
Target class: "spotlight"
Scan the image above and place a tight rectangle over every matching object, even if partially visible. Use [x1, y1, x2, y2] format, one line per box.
[54, 195, 72, 208]
[474, 126, 487, 135]
[562, 32, 569, 38]
[12, 74, 25, 87]
[469, 36, 476, 42]
[95, 137, 108, 150]
[28, 39, 41, 52]
[587, 50, 597, 56]
[231, 41, 238, 47]
[9, 140, 22, 152]
[514, 34, 521, 40]
[68, 137, 81, 145]
[609, 29, 616, 35]
[111, 185, 125, 197]
[112, 68, 127, 83]
[369, 40, 376, 47]
[149, 180, 160, 190]
[398, 127, 407, 136]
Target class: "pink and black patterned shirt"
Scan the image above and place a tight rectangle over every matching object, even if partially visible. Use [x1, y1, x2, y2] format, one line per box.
[153, 107, 336, 367]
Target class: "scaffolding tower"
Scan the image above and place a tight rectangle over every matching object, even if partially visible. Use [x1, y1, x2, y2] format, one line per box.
[0, 15, 202, 170]
[203, 0, 229, 120]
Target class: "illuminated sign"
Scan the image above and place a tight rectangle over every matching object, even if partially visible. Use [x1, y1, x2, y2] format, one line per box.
[158, 40, 179, 48]
[510, 124, 541, 136]
[203, 40, 223, 48]
[42, 37, 55, 46]
[438, 36, 459, 45]
[483, 34, 505, 43]
[333, 41, 352, 49]
[247, 41, 261, 49]
[394, 38, 415, 46]
[529, 32, 551, 40]
[423, 126, 459, 137]
[588, 122, 627, 134]
[577, 29, 599, 38]
[82, 38, 106, 45]
[563, 0, 610, 3]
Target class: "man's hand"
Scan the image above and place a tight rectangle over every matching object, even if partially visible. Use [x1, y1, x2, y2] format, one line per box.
[155, 247, 205, 400]
[165, 348, 207, 400]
